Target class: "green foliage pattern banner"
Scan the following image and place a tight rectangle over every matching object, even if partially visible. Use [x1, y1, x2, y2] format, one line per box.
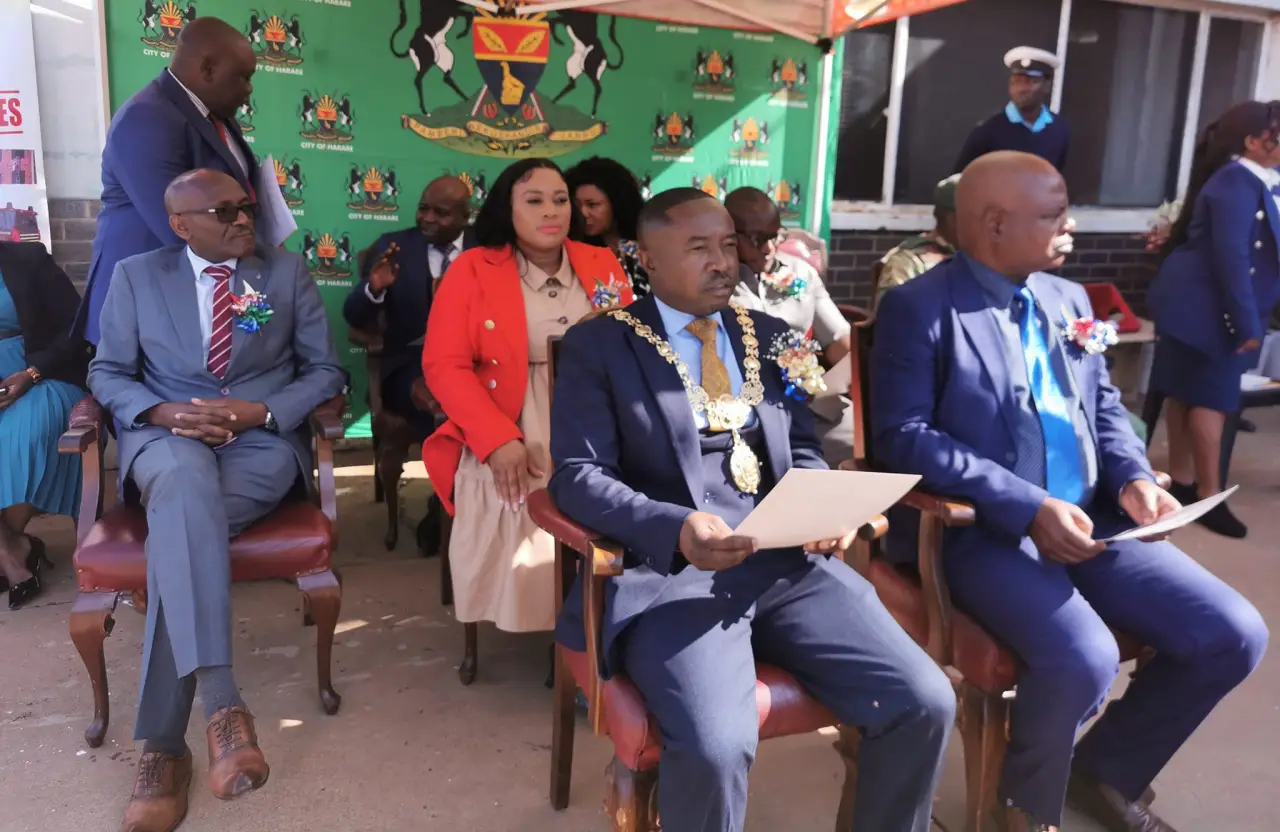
[105, 0, 825, 436]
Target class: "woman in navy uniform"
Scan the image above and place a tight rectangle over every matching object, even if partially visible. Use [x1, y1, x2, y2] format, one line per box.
[955, 47, 1070, 174]
[1148, 100, 1280, 538]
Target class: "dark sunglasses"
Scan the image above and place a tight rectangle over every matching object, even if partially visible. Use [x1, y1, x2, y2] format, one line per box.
[179, 202, 257, 224]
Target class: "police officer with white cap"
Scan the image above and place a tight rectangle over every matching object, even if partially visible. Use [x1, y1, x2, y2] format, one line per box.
[955, 46, 1070, 174]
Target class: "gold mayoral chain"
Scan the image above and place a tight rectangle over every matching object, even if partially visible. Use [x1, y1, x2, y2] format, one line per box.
[609, 302, 765, 494]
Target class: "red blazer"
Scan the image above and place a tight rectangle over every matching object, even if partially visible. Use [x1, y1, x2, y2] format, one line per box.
[421, 240, 634, 514]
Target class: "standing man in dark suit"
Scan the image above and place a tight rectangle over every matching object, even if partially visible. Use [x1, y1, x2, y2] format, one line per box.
[343, 175, 473, 442]
[549, 188, 954, 832]
[77, 17, 259, 345]
[955, 47, 1070, 174]
[872, 151, 1266, 832]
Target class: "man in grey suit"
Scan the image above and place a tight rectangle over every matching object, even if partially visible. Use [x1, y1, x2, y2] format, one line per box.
[88, 169, 345, 832]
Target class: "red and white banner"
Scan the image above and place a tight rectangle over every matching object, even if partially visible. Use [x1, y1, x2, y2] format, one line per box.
[0, 0, 51, 248]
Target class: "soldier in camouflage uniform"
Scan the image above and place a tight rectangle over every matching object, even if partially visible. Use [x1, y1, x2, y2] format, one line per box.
[874, 174, 961, 311]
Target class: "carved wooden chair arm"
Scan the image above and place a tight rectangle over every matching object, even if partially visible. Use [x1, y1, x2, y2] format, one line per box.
[900, 489, 977, 527]
[310, 396, 346, 529]
[527, 489, 625, 577]
[59, 395, 106, 543]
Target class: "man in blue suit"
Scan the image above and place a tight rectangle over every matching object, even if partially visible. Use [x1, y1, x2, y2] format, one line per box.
[873, 151, 1267, 832]
[343, 175, 473, 443]
[549, 188, 954, 832]
[77, 17, 259, 345]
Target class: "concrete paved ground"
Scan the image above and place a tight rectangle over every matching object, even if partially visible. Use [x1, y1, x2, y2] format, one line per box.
[2, 412, 1277, 831]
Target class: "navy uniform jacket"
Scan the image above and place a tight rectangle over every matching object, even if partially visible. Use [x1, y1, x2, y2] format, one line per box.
[77, 71, 261, 345]
[872, 256, 1154, 559]
[343, 227, 476, 382]
[1147, 160, 1280, 358]
[548, 295, 826, 674]
[955, 108, 1070, 173]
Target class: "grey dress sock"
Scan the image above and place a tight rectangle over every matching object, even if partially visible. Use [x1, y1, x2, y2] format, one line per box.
[142, 737, 188, 758]
[195, 665, 245, 721]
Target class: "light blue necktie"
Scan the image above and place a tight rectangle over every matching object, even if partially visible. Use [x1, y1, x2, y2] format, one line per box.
[1015, 286, 1083, 503]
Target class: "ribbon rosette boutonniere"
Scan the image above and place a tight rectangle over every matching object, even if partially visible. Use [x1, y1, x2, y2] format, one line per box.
[1060, 304, 1118, 357]
[230, 285, 275, 334]
[592, 274, 625, 311]
[760, 263, 808, 298]
[768, 331, 827, 401]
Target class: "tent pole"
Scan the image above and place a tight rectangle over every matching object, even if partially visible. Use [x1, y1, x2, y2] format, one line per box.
[810, 48, 837, 234]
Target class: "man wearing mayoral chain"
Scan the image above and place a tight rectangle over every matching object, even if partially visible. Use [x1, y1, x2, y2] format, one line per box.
[546, 187, 954, 832]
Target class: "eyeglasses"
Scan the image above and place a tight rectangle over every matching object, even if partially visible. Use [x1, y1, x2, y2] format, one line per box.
[178, 202, 257, 224]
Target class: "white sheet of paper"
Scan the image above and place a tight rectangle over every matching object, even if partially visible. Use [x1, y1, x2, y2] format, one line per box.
[1241, 373, 1273, 392]
[255, 155, 297, 247]
[1101, 485, 1239, 543]
[818, 354, 852, 399]
[733, 468, 920, 550]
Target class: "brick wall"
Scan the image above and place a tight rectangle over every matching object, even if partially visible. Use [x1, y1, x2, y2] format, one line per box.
[48, 198, 101, 290]
[826, 230, 1159, 314]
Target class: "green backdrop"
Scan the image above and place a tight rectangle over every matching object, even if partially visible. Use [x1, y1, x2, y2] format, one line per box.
[105, 0, 826, 436]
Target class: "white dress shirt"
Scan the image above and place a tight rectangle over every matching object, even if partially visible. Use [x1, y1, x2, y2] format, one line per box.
[185, 247, 239, 361]
[365, 232, 465, 303]
[1236, 156, 1280, 214]
[169, 68, 249, 180]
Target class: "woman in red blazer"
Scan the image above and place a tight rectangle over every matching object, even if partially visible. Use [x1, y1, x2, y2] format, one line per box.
[422, 158, 633, 666]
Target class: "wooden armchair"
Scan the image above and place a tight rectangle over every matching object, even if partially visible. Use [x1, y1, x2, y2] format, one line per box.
[528, 491, 889, 832]
[60, 395, 346, 748]
[845, 331, 1160, 832]
[347, 323, 420, 552]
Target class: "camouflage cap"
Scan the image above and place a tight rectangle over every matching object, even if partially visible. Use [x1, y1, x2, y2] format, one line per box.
[934, 174, 961, 212]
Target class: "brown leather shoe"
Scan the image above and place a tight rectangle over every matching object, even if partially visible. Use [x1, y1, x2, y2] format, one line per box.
[206, 706, 270, 799]
[995, 805, 1058, 832]
[1068, 772, 1179, 831]
[122, 747, 192, 832]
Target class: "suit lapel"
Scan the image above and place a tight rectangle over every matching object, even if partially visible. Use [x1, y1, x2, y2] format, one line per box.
[950, 259, 1017, 442]
[627, 296, 702, 504]
[159, 248, 207, 371]
[226, 254, 265, 377]
[721, 307, 790, 480]
[157, 71, 249, 190]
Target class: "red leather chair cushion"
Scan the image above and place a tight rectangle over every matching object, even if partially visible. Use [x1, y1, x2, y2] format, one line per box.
[74, 502, 334, 592]
[867, 560, 1148, 695]
[562, 647, 837, 771]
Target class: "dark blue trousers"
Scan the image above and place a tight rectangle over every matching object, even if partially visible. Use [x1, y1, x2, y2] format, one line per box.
[945, 521, 1268, 825]
[620, 552, 954, 832]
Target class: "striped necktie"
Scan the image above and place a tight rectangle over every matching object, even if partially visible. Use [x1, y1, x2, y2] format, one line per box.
[206, 265, 234, 379]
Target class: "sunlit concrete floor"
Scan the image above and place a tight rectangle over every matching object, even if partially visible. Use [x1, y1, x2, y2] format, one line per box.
[2, 411, 1277, 831]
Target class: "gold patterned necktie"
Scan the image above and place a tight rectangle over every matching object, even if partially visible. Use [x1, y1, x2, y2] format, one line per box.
[686, 318, 732, 430]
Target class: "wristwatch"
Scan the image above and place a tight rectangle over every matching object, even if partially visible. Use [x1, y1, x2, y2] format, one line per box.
[263, 410, 279, 433]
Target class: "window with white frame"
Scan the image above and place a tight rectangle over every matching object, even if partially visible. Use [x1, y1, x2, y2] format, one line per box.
[831, 0, 1271, 221]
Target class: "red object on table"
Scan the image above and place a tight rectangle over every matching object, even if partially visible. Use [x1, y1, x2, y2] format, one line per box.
[1084, 282, 1141, 334]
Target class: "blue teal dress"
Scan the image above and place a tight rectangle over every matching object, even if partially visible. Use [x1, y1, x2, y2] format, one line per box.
[0, 279, 84, 515]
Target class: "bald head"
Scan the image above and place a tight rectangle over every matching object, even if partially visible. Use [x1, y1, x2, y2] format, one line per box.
[955, 152, 1073, 279]
[724, 187, 781, 274]
[417, 175, 472, 244]
[170, 17, 255, 120]
[166, 169, 255, 261]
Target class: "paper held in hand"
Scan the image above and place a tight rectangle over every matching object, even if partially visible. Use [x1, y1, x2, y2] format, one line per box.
[733, 468, 921, 550]
[255, 155, 298, 247]
[1101, 485, 1240, 543]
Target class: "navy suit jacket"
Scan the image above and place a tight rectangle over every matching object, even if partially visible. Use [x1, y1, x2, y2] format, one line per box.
[342, 226, 476, 381]
[871, 257, 1155, 558]
[549, 295, 826, 673]
[1148, 160, 1280, 358]
[77, 71, 261, 345]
